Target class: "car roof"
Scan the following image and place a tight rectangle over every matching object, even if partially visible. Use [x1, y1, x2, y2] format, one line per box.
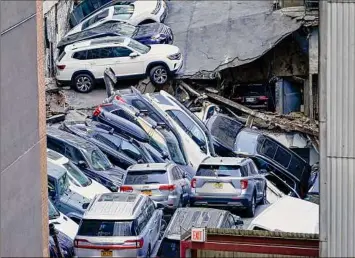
[164, 208, 228, 240]
[83, 193, 145, 220]
[64, 36, 129, 52]
[47, 148, 69, 166]
[47, 127, 97, 151]
[248, 196, 319, 234]
[47, 160, 67, 179]
[127, 162, 173, 172]
[200, 157, 246, 166]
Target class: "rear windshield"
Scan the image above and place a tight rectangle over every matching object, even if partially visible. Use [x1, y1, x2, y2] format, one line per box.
[57, 51, 66, 62]
[125, 170, 169, 185]
[196, 165, 244, 177]
[78, 220, 135, 236]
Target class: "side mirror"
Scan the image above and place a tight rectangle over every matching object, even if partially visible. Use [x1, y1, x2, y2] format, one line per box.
[78, 160, 88, 169]
[156, 203, 165, 210]
[129, 52, 138, 58]
[82, 203, 90, 210]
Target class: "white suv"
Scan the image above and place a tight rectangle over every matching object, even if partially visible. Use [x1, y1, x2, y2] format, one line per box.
[56, 36, 183, 93]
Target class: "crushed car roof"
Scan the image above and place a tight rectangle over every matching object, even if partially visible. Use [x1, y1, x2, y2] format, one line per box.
[165, 0, 302, 78]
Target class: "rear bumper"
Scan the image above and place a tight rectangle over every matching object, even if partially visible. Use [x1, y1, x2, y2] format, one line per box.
[56, 79, 72, 87]
[190, 196, 251, 209]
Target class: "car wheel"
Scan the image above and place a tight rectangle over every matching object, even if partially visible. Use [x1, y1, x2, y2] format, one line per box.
[149, 65, 169, 86]
[73, 73, 95, 93]
[261, 187, 267, 204]
[246, 193, 256, 218]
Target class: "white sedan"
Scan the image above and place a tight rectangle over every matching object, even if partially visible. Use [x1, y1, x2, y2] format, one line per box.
[66, 0, 167, 36]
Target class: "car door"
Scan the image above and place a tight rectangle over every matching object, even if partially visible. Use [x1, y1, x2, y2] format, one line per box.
[86, 47, 118, 79]
[111, 46, 145, 76]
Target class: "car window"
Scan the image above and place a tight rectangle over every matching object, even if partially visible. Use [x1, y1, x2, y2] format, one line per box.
[89, 149, 113, 171]
[210, 116, 242, 149]
[111, 109, 133, 121]
[112, 47, 133, 57]
[196, 165, 245, 177]
[63, 161, 91, 187]
[78, 220, 135, 236]
[132, 99, 149, 111]
[47, 138, 66, 154]
[259, 138, 278, 159]
[72, 50, 87, 60]
[127, 39, 150, 54]
[146, 199, 155, 218]
[120, 140, 142, 161]
[288, 156, 305, 179]
[171, 167, 181, 180]
[274, 146, 292, 168]
[125, 170, 169, 185]
[48, 200, 60, 220]
[58, 173, 70, 196]
[81, 9, 109, 30]
[99, 47, 116, 59]
[135, 210, 149, 235]
[92, 133, 120, 151]
[48, 177, 56, 192]
[65, 145, 85, 164]
[166, 110, 207, 153]
[86, 48, 101, 59]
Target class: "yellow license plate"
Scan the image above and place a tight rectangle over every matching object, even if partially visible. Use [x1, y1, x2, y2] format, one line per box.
[141, 190, 152, 196]
[101, 250, 113, 257]
[214, 183, 223, 189]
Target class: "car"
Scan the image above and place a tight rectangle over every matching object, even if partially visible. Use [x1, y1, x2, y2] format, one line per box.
[48, 199, 79, 239]
[49, 229, 75, 258]
[57, 21, 174, 55]
[74, 192, 163, 257]
[47, 160, 90, 223]
[190, 157, 267, 217]
[157, 207, 243, 258]
[206, 114, 312, 198]
[66, 0, 168, 36]
[121, 163, 191, 211]
[60, 120, 163, 169]
[247, 196, 319, 234]
[232, 84, 270, 110]
[92, 102, 191, 169]
[145, 91, 216, 170]
[47, 127, 126, 192]
[56, 36, 183, 92]
[47, 148, 110, 199]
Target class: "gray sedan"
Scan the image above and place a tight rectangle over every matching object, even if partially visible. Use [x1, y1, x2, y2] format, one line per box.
[190, 157, 267, 217]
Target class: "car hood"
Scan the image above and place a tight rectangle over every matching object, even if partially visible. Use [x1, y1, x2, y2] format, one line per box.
[134, 23, 169, 39]
[147, 44, 180, 56]
[132, 0, 157, 15]
[59, 189, 91, 213]
[69, 180, 111, 200]
[49, 212, 79, 240]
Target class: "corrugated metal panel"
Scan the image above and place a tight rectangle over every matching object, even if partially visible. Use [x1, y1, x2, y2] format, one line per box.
[320, 1, 355, 257]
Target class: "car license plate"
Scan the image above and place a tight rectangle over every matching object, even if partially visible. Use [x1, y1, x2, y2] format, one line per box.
[246, 97, 256, 102]
[214, 183, 223, 189]
[101, 250, 113, 257]
[141, 190, 152, 196]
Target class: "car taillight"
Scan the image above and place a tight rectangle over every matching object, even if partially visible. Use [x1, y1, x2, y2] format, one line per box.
[93, 107, 101, 117]
[120, 185, 133, 192]
[191, 178, 197, 188]
[159, 184, 176, 191]
[241, 179, 248, 190]
[57, 64, 66, 70]
[259, 96, 268, 101]
[124, 239, 144, 249]
[115, 95, 126, 103]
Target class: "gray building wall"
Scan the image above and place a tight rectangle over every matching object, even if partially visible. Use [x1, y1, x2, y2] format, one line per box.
[319, 1, 355, 257]
[0, 1, 48, 257]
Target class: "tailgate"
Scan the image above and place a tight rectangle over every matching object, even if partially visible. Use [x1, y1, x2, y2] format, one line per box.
[196, 177, 242, 195]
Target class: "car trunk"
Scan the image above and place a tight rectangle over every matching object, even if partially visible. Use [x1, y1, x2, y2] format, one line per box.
[195, 176, 243, 195]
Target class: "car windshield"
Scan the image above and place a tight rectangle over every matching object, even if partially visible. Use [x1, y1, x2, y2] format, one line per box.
[58, 173, 70, 196]
[83, 149, 113, 171]
[210, 115, 243, 149]
[196, 165, 243, 177]
[48, 200, 60, 220]
[128, 38, 150, 54]
[125, 170, 169, 185]
[63, 161, 92, 187]
[112, 5, 134, 20]
[78, 220, 136, 236]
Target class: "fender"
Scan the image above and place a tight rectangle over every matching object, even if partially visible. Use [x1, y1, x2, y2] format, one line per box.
[71, 70, 95, 82]
[145, 61, 170, 75]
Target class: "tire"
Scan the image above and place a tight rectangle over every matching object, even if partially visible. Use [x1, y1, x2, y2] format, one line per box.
[261, 187, 267, 204]
[246, 193, 256, 218]
[72, 73, 95, 93]
[149, 65, 169, 86]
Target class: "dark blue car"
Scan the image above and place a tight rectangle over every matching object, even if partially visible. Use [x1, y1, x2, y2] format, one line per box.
[47, 127, 126, 192]
[57, 21, 173, 54]
[49, 230, 75, 258]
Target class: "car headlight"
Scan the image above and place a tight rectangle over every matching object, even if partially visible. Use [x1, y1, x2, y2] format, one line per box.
[151, 0, 162, 14]
[168, 52, 181, 60]
[151, 33, 167, 40]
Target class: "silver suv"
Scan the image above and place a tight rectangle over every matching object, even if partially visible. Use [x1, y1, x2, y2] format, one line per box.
[190, 157, 267, 217]
[74, 193, 163, 257]
[121, 163, 191, 211]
